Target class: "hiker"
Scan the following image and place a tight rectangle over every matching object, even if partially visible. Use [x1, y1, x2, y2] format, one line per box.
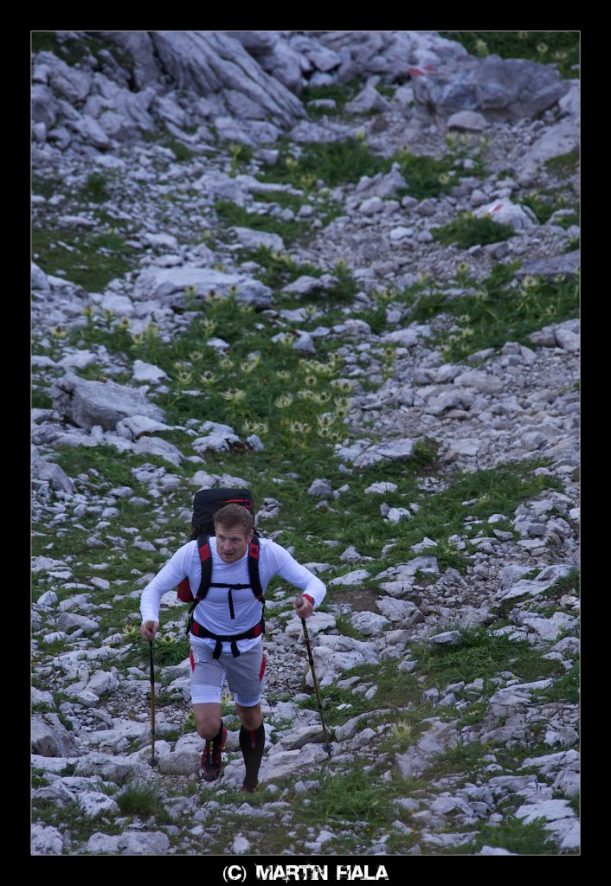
[140, 501, 326, 793]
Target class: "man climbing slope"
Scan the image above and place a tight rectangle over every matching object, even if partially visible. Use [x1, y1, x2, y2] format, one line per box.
[140, 502, 326, 793]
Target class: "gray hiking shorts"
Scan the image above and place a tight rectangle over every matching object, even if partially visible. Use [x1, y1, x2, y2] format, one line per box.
[189, 641, 267, 707]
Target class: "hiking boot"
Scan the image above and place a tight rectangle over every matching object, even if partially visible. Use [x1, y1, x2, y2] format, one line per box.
[201, 726, 227, 782]
[241, 779, 258, 794]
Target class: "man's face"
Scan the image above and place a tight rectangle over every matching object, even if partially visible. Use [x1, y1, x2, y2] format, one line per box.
[215, 523, 253, 563]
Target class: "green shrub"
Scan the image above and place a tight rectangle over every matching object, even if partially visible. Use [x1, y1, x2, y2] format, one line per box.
[116, 780, 169, 820]
[81, 173, 111, 203]
[432, 213, 515, 249]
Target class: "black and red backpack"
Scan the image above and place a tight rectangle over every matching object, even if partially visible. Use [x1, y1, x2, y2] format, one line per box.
[177, 488, 264, 657]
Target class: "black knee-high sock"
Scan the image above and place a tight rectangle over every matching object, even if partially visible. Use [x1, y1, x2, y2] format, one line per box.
[239, 723, 265, 788]
[210, 720, 224, 744]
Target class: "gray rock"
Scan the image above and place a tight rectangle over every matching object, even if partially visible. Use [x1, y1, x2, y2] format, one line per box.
[428, 631, 462, 646]
[31, 823, 64, 855]
[519, 120, 579, 176]
[257, 744, 329, 782]
[329, 569, 371, 587]
[274, 725, 327, 750]
[232, 226, 285, 252]
[353, 438, 416, 468]
[474, 198, 537, 232]
[157, 752, 200, 775]
[69, 113, 112, 149]
[132, 360, 169, 384]
[308, 478, 333, 499]
[396, 720, 459, 778]
[74, 752, 150, 784]
[84, 832, 122, 854]
[192, 421, 244, 454]
[284, 612, 337, 638]
[365, 482, 398, 494]
[116, 415, 173, 440]
[118, 830, 171, 855]
[447, 110, 488, 131]
[414, 55, 569, 120]
[453, 369, 502, 393]
[350, 611, 390, 636]
[32, 460, 74, 493]
[519, 252, 580, 281]
[339, 545, 365, 563]
[148, 31, 304, 127]
[232, 32, 305, 93]
[31, 262, 50, 291]
[31, 84, 60, 128]
[50, 373, 165, 432]
[232, 835, 251, 854]
[376, 597, 422, 624]
[32, 687, 55, 706]
[283, 275, 338, 297]
[31, 713, 78, 757]
[57, 612, 100, 634]
[558, 81, 579, 117]
[79, 792, 121, 818]
[133, 266, 273, 309]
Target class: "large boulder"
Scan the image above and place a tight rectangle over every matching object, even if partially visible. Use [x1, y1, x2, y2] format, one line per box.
[133, 266, 273, 310]
[31, 714, 78, 757]
[50, 373, 165, 432]
[413, 54, 570, 120]
[147, 31, 305, 127]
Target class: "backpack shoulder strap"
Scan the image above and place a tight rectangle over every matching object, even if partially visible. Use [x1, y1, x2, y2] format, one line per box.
[247, 535, 264, 601]
[194, 534, 213, 601]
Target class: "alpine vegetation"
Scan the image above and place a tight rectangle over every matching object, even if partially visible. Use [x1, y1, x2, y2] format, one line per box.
[32, 30, 579, 857]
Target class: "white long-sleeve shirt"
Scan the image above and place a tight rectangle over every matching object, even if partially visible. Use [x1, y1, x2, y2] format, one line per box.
[140, 536, 326, 655]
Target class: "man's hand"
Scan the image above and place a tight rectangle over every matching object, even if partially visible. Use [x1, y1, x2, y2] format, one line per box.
[293, 594, 314, 619]
[140, 620, 159, 641]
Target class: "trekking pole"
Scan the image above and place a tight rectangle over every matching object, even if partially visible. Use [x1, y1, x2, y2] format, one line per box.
[301, 618, 332, 756]
[148, 641, 159, 768]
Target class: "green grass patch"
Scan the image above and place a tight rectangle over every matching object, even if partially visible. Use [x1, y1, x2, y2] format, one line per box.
[520, 189, 576, 225]
[268, 456, 560, 575]
[423, 740, 494, 781]
[545, 149, 580, 177]
[151, 634, 190, 667]
[214, 199, 308, 246]
[32, 227, 137, 292]
[409, 266, 580, 362]
[432, 213, 516, 249]
[300, 660, 423, 728]
[32, 175, 63, 200]
[53, 444, 155, 491]
[411, 627, 567, 687]
[532, 662, 579, 704]
[260, 137, 387, 188]
[259, 137, 486, 198]
[116, 779, 171, 821]
[396, 140, 486, 199]
[302, 79, 363, 114]
[466, 815, 559, 855]
[32, 388, 53, 409]
[164, 135, 197, 163]
[368, 460, 561, 567]
[227, 142, 254, 176]
[80, 172, 111, 203]
[297, 764, 395, 827]
[438, 31, 579, 79]
[253, 190, 305, 214]
[235, 246, 323, 290]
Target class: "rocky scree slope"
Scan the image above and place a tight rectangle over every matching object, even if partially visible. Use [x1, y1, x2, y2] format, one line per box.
[31, 30, 579, 857]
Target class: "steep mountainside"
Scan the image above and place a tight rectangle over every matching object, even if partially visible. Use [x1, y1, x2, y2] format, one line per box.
[32, 30, 580, 857]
